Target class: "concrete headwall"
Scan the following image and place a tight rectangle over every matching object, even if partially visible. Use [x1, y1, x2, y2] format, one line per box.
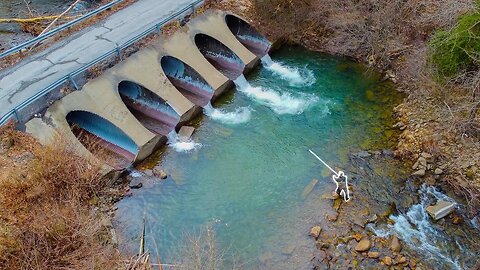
[26, 10, 271, 173]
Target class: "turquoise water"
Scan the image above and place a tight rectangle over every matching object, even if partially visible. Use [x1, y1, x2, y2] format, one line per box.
[115, 46, 403, 268]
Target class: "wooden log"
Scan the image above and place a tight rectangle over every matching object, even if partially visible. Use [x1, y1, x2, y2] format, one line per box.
[0, 15, 79, 24]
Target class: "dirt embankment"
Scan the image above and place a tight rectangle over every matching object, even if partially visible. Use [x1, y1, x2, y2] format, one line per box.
[0, 124, 133, 269]
[208, 0, 480, 213]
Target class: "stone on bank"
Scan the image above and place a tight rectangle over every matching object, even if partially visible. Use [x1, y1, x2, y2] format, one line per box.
[426, 200, 456, 220]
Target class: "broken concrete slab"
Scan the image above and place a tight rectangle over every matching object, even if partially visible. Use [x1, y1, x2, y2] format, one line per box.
[426, 200, 456, 220]
[178, 126, 195, 142]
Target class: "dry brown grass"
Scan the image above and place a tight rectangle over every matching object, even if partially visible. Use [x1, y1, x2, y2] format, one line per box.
[0, 0, 138, 70]
[0, 124, 124, 269]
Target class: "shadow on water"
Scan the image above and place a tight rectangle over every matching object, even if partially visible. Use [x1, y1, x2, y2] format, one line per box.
[113, 46, 479, 269]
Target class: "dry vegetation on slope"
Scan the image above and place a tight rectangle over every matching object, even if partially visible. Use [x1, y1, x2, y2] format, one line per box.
[207, 0, 480, 213]
[0, 124, 125, 269]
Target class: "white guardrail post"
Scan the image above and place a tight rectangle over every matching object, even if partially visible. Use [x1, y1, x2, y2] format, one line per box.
[0, 0, 204, 126]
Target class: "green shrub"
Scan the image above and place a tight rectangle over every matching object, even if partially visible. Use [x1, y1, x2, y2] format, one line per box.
[429, 11, 480, 78]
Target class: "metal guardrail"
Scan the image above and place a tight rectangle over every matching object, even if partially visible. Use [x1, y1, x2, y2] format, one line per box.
[0, 0, 204, 125]
[0, 0, 124, 59]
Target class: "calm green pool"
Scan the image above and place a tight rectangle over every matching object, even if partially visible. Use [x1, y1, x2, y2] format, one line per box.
[115, 46, 404, 268]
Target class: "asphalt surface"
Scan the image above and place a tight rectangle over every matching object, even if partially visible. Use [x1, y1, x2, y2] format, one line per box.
[0, 0, 196, 119]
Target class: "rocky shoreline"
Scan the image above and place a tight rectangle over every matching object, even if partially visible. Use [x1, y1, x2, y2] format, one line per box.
[304, 150, 479, 269]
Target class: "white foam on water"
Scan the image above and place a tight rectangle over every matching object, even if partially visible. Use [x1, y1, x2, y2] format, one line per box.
[167, 131, 202, 153]
[204, 103, 252, 125]
[261, 54, 316, 87]
[234, 75, 318, 115]
[129, 170, 143, 178]
[370, 185, 469, 270]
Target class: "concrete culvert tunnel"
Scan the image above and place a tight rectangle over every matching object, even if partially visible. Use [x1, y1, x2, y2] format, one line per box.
[194, 33, 245, 80]
[161, 56, 214, 107]
[225, 14, 271, 56]
[66, 110, 138, 169]
[118, 81, 180, 136]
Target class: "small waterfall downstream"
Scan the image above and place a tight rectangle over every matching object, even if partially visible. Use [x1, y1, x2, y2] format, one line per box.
[167, 131, 202, 153]
[261, 54, 316, 87]
[204, 102, 252, 125]
[233, 75, 318, 115]
[368, 185, 474, 270]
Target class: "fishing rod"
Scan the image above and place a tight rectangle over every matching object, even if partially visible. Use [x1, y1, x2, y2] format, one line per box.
[308, 149, 351, 202]
[308, 149, 339, 176]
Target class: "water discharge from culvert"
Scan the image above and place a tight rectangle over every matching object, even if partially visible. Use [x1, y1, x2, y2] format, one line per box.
[369, 185, 472, 270]
[260, 54, 316, 87]
[233, 74, 318, 115]
[204, 102, 252, 125]
[167, 131, 202, 153]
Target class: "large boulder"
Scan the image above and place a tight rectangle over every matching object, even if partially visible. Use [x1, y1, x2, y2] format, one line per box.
[426, 200, 456, 220]
[355, 238, 371, 252]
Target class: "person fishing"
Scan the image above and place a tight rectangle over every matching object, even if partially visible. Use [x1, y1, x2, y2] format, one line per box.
[332, 170, 350, 202]
[308, 149, 351, 202]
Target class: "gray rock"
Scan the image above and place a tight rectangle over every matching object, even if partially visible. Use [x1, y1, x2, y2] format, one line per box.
[426, 200, 456, 220]
[178, 126, 195, 142]
[382, 149, 393, 156]
[421, 152, 433, 159]
[418, 157, 427, 167]
[129, 182, 143, 189]
[412, 169, 425, 176]
[354, 151, 371, 158]
[393, 121, 405, 129]
[144, 169, 154, 176]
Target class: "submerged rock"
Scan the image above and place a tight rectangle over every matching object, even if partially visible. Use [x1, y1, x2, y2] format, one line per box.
[302, 178, 319, 199]
[353, 150, 371, 158]
[153, 166, 168, 179]
[420, 152, 433, 159]
[367, 251, 380, 258]
[310, 226, 322, 239]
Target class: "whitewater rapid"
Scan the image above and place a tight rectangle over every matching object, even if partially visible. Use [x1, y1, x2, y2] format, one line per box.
[167, 131, 202, 152]
[368, 185, 471, 270]
[233, 75, 318, 115]
[204, 103, 252, 125]
[261, 54, 316, 87]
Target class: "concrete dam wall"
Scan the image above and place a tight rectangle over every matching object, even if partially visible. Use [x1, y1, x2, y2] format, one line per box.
[25, 10, 271, 171]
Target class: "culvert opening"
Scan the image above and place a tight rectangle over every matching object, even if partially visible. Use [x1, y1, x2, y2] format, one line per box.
[226, 14, 271, 56]
[161, 56, 214, 107]
[66, 110, 137, 169]
[194, 33, 245, 80]
[118, 81, 180, 136]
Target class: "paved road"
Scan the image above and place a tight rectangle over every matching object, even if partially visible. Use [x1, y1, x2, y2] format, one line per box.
[0, 0, 196, 120]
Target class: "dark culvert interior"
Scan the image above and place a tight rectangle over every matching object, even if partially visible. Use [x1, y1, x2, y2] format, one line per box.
[194, 33, 245, 80]
[118, 81, 180, 136]
[66, 110, 137, 169]
[161, 56, 214, 107]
